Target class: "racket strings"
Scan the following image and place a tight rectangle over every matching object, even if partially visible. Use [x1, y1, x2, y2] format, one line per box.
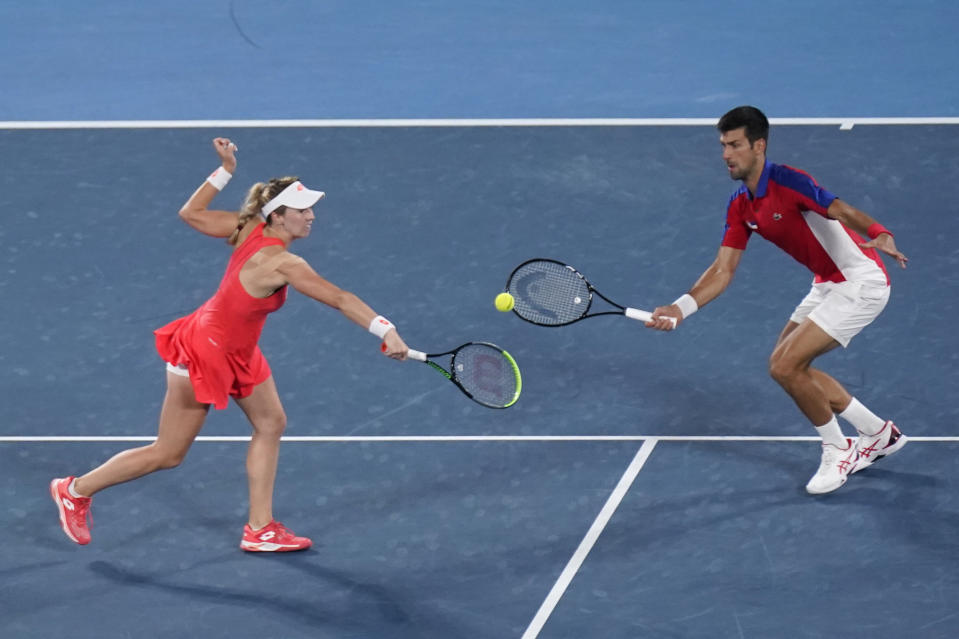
[508, 260, 590, 325]
[452, 344, 521, 408]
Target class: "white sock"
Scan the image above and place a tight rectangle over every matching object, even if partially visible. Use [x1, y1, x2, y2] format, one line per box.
[839, 398, 886, 436]
[67, 477, 87, 499]
[67, 478, 84, 498]
[815, 416, 849, 449]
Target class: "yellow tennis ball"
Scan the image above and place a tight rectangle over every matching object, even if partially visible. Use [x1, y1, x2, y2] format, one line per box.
[495, 292, 515, 312]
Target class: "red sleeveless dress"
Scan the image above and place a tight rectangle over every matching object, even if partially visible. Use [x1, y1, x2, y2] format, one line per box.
[154, 223, 288, 409]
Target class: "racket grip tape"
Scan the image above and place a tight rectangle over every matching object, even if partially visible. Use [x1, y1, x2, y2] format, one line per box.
[625, 307, 677, 327]
[381, 342, 427, 361]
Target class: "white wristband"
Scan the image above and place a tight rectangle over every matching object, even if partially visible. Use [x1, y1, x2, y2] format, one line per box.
[206, 167, 233, 191]
[368, 315, 395, 339]
[672, 293, 699, 319]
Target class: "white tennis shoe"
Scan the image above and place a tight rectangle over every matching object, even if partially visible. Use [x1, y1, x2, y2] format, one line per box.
[806, 438, 858, 495]
[852, 421, 907, 474]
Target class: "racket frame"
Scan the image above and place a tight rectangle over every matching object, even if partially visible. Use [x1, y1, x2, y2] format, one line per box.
[505, 258, 661, 327]
[406, 342, 522, 409]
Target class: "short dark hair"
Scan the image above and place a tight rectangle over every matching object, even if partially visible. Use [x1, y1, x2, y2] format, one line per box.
[717, 106, 769, 146]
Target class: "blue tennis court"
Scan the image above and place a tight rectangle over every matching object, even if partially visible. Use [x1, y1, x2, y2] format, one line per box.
[2, 3, 958, 638]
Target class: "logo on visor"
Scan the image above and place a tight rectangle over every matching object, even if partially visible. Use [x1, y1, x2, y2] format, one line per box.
[296, 184, 304, 191]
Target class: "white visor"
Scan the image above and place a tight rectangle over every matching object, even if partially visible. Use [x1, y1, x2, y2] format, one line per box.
[261, 181, 325, 217]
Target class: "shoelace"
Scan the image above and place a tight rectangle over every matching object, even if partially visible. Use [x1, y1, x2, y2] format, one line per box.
[69, 500, 92, 527]
[819, 443, 855, 473]
[819, 447, 839, 470]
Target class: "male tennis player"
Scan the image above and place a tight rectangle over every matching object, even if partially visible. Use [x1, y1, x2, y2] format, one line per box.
[647, 105, 908, 494]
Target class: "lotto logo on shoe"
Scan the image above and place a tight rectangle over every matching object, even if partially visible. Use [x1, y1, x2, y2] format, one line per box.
[258, 531, 276, 541]
[63, 499, 75, 511]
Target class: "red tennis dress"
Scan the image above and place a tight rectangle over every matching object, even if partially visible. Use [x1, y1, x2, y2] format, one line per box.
[154, 223, 287, 409]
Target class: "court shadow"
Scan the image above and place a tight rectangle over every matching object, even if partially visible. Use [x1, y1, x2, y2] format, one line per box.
[256, 554, 414, 619]
[0, 560, 71, 580]
[88, 557, 411, 631]
[805, 466, 941, 503]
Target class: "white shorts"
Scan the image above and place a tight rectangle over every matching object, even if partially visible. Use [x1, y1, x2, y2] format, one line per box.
[166, 362, 190, 378]
[789, 281, 890, 348]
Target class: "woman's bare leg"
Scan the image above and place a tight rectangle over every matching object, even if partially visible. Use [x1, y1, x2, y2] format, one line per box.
[234, 376, 287, 530]
[73, 372, 210, 496]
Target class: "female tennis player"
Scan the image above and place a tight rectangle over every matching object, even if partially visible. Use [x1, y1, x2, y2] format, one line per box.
[51, 137, 410, 552]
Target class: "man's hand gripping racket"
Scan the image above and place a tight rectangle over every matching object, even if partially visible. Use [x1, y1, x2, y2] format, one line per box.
[503, 258, 676, 329]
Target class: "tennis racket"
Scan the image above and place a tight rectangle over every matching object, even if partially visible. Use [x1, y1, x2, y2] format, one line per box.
[384, 342, 522, 408]
[505, 258, 675, 328]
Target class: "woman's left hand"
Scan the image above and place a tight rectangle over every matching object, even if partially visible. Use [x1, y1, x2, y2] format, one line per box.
[212, 137, 238, 173]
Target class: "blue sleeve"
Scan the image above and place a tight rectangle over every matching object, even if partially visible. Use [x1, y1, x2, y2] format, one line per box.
[721, 190, 751, 249]
[770, 164, 837, 213]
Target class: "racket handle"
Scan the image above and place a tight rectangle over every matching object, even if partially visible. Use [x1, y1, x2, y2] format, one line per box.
[625, 307, 677, 328]
[381, 342, 427, 361]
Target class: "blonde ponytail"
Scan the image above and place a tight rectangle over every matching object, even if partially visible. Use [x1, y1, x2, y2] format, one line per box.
[227, 176, 299, 245]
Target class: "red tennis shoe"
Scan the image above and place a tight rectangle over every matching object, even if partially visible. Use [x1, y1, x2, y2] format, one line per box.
[240, 520, 312, 552]
[50, 477, 92, 545]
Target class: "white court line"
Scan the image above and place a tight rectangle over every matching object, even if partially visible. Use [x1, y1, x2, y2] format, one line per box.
[2, 435, 958, 443]
[521, 438, 658, 639]
[0, 435, 959, 443]
[1, 117, 958, 130]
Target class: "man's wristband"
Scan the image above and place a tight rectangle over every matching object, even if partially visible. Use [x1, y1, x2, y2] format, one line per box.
[866, 223, 892, 239]
[368, 315, 395, 339]
[672, 294, 699, 319]
[206, 167, 233, 191]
